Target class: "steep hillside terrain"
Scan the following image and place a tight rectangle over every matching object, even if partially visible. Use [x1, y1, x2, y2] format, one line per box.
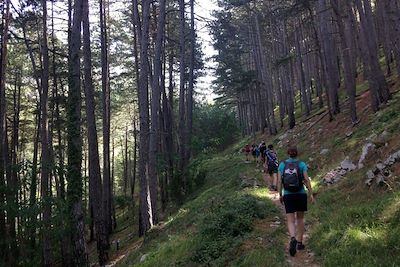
[103, 79, 400, 267]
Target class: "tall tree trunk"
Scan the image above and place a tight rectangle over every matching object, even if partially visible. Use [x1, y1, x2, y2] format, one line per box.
[318, 0, 340, 116]
[99, 0, 112, 237]
[186, 0, 195, 163]
[135, 0, 153, 236]
[132, 116, 137, 203]
[383, 0, 400, 76]
[0, 4, 8, 263]
[355, 0, 390, 111]
[111, 134, 117, 230]
[332, 0, 358, 124]
[253, 14, 277, 135]
[40, 1, 53, 265]
[295, 24, 311, 116]
[0, 1, 10, 264]
[178, 0, 187, 191]
[66, 0, 88, 265]
[82, 0, 109, 263]
[149, 0, 166, 224]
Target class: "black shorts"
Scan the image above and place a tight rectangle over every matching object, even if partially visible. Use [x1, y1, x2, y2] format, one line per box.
[283, 193, 307, 214]
[268, 165, 278, 175]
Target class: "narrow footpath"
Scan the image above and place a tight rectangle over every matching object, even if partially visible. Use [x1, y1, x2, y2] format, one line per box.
[267, 190, 319, 267]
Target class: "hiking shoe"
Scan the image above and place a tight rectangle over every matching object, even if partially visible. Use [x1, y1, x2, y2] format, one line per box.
[297, 242, 305, 250]
[289, 237, 297, 256]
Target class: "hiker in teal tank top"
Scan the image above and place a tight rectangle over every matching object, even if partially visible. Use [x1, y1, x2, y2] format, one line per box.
[278, 158, 307, 195]
[277, 146, 314, 257]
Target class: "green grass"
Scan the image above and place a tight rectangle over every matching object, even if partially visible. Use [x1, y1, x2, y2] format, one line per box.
[116, 73, 400, 267]
[309, 187, 400, 267]
[118, 153, 286, 266]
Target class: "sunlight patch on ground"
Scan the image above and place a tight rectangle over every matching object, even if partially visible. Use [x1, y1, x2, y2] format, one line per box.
[248, 188, 269, 200]
[165, 208, 188, 226]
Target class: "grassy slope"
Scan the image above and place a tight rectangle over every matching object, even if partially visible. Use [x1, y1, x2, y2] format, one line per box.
[114, 76, 400, 266]
[270, 77, 400, 267]
[119, 148, 287, 266]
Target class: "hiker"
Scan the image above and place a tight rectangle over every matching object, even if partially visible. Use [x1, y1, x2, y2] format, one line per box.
[251, 144, 257, 162]
[255, 144, 261, 165]
[265, 144, 279, 191]
[277, 146, 314, 257]
[259, 141, 267, 163]
[243, 144, 251, 161]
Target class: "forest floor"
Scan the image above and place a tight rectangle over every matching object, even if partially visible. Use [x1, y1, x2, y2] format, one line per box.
[97, 76, 400, 266]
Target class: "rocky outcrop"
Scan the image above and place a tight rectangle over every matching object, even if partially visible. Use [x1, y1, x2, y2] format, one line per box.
[240, 174, 261, 188]
[322, 157, 357, 185]
[358, 143, 376, 169]
[365, 150, 400, 186]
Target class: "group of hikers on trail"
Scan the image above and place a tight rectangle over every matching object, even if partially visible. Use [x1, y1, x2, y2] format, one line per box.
[243, 143, 315, 257]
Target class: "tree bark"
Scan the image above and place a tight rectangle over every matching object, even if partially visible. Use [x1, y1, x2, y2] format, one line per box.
[66, 0, 88, 265]
[332, 0, 358, 124]
[149, 0, 166, 224]
[186, 0, 195, 164]
[178, 0, 187, 187]
[135, 0, 153, 236]
[82, 0, 109, 263]
[99, 0, 112, 237]
[317, 0, 340, 116]
[40, 1, 53, 265]
[355, 0, 390, 111]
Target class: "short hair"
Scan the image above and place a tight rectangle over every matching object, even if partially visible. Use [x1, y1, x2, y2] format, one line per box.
[268, 144, 273, 150]
[287, 146, 298, 158]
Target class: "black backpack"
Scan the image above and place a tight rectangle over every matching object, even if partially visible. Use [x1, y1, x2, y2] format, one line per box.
[282, 160, 303, 192]
[266, 150, 278, 169]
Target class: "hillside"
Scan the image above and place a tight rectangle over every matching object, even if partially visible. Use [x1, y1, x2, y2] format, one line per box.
[102, 79, 400, 267]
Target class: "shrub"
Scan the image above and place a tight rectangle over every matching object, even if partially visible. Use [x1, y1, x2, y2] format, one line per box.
[191, 194, 267, 264]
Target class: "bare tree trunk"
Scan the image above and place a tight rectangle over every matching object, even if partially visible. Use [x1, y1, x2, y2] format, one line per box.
[318, 0, 340, 116]
[82, 0, 109, 263]
[383, 0, 400, 76]
[295, 24, 311, 116]
[186, 0, 195, 164]
[281, 22, 295, 129]
[40, 1, 53, 265]
[178, 0, 187, 188]
[149, 0, 166, 224]
[135, 0, 153, 236]
[253, 14, 277, 135]
[111, 134, 117, 230]
[0, 2, 10, 263]
[66, 0, 88, 265]
[355, 0, 390, 111]
[99, 0, 112, 237]
[332, 0, 358, 124]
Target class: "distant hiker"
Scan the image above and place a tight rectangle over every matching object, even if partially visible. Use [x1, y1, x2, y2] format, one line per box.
[243, 144, 251, 161]
[255, 145, 261, 165]
[265, 144, 278, 191]
[277, 146, 314, 257]
[259, 141, 267, 163]
[251, 144, 257, 161]
[251, 144, 257, 162]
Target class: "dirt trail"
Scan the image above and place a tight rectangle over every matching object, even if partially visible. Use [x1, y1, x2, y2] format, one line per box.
[104, 238, 143, 267]
[267, 190, 319, 267]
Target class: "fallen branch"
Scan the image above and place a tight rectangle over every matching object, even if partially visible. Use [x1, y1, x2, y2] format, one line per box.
[305, 111, 330, 132]
[302, 109, 327, 123]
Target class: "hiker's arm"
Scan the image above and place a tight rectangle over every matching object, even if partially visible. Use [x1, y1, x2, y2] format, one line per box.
[303, 172, 315, 203]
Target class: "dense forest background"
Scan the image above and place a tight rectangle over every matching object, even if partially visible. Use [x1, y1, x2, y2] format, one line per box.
[1, 0, 400, 266]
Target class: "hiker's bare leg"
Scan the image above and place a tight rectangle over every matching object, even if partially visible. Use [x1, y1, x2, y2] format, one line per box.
[296, 212, 305, 242]
[286, 213, 296, 238]
[266, 173, 271, 188]
[272, 173, 277, 187]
